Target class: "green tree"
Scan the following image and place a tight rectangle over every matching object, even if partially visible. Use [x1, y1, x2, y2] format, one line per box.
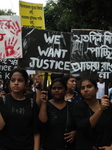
[44, 0, 112, 32]
[44, 0, 61, 31]
[0, 9, 16, 15]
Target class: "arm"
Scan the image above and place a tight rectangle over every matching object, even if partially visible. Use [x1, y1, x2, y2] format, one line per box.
[35, 75, 44, 107]
[35, 89, 41, 107]
[99, 144, 112, 150]
[0, 97, 6, 130]
[0, 113, 5, 130]
[38, 91, 48, 123]
[34, 133, 40, 150]
[74, 96, 110, 133]
[89, 107, 103, 128]
[90, 95, 110, 128]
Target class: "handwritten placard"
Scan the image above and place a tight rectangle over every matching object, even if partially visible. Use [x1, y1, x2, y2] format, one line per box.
[0, 16, 22, 59]
[0, 59, 18, 80]
[18, 27, 70, 73]
[19, 1, 45, 29]
[70, 30, 112, 79]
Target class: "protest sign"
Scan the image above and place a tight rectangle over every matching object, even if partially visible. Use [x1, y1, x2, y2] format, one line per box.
[18, 27, 70, 73]
[70, 29, 112, 79]
[0, 59, 18, 80]
[19, 1, 45, 29]
[0, 16, 22, 59]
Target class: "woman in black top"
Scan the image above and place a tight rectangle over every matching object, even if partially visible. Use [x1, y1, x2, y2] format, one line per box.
[39, 78, 76, 150]
[0, 68, 40, 150]
[74, 78, 112, 150]
[63, 75, 83, 103]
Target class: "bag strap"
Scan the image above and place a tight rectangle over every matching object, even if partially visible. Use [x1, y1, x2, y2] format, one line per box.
[2, 96, 34, 109]
[2, 96, 6, 104]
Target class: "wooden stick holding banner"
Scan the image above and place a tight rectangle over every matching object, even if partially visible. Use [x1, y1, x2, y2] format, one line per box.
[105, 79, 109, 95]
[43, 72, 48, 90]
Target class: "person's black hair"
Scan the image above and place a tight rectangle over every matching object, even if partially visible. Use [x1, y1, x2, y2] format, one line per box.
[50, 73, 64, 82]
[3, 80, 10, 94]
[51, 77, 67, 90]
[63, 75, 70, 82]
[63, 75, 77, 84]
[79, 78, 97, 91]
[63, 74, 80, 91]
[10, 68, 28, 84]
[28, 76, 33, 86]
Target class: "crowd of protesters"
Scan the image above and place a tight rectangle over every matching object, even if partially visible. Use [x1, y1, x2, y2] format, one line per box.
[0, 69, 112, 150]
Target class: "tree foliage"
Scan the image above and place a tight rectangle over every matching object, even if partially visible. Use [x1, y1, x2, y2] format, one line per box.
[0, 9, 16, 16]
[44, 0, 112, 32]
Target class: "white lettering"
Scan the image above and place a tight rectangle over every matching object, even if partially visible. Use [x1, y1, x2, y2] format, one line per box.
[44, 33, 61, 44]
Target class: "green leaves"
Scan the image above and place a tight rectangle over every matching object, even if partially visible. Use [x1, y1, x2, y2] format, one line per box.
[0, 9, 16, 15]
[44, 0, 112, 32]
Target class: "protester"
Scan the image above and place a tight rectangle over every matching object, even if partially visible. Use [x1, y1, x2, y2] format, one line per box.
[0, 90, 6, 97]
[26, 76, 34, 93]
[63, 75, 83, 103]
[74, 78, 112, 150]
[0, 68, 40, 150]
[96, 78, 105, 99]
[38, 78, 76, 150]
[28, 73, 44, 106]
[32, 73, 43, 92]
[0, 80, 10, 97]
[46, 73, 64, 100]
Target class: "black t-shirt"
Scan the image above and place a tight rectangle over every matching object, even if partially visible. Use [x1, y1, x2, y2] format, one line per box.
[0, 94, 40, 150]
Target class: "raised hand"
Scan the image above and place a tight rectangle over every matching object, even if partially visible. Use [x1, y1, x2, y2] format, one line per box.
[40, 91, 48, 103]
[34, 74, 43, 90]
[101, 95, 110, 110]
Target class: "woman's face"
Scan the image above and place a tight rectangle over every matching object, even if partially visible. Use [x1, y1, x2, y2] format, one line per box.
[10, 72, 27, 93]
[67, 78, 77, 91]
[80, 80, 98, 100]
[51, 81, 66, 100]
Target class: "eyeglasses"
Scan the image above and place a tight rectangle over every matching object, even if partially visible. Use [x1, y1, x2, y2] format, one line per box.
[51, 87, 63, 90]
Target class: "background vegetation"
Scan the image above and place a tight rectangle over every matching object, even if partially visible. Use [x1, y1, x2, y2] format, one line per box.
[44, 0, 112, 32]
[0, 0, 112, 32]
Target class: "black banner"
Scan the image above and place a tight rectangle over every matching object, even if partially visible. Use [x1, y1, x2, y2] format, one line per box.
[18, 27, 70, 73]
[0, 58, 18, 80]
[70, 30, 112, 79]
